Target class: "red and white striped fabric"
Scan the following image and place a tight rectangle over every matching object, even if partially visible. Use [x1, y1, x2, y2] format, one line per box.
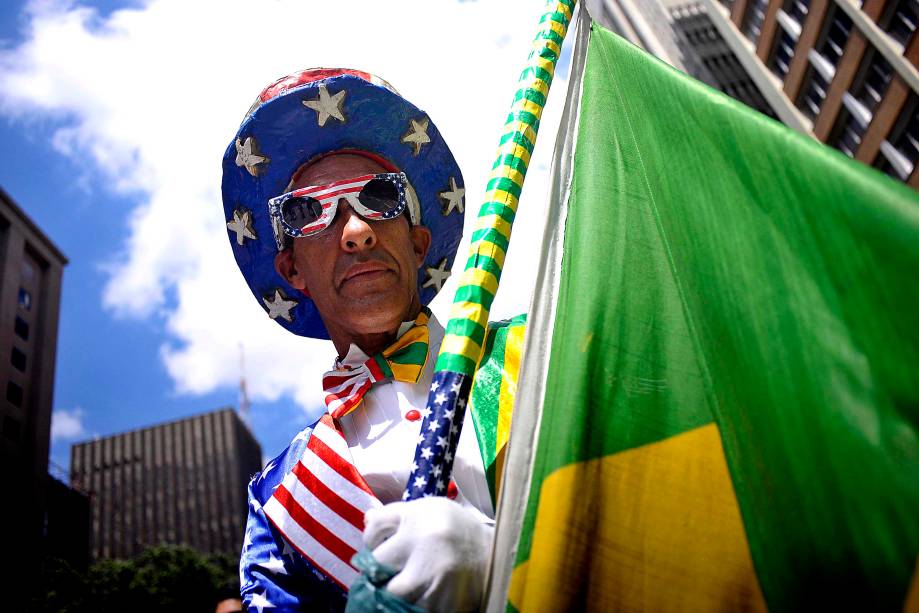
[264, 414, 381, 589]
[322, 358, 387, 419]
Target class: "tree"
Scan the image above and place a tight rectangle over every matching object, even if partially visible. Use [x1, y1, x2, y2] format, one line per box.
[35, 544, 238, 612]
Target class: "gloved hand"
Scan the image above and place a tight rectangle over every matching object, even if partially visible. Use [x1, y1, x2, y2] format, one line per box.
[362, 497, 494, 612]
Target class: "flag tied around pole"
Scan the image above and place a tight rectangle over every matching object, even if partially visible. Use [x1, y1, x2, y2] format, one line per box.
[490, 14, 919, 612]
[402, 0, 576, 501]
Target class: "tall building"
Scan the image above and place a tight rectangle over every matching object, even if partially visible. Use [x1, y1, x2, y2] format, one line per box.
[70, 407, 262, 561]
[0, 188, 66, 568]
[43, 474, 91, 569]
[595, 0, 919, 190]
[592, 0, 780, 117]
[702, 0, 919, 188]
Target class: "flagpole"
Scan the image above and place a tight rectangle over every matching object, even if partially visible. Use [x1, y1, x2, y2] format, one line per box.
[402, 0, 577, 500]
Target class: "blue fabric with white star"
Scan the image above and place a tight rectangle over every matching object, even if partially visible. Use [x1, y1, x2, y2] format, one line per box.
[240, 421, 348, 613]
[403, 371, 472, 499]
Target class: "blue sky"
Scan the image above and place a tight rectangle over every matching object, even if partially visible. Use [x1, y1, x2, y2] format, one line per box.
[0, 0, 572, 477]
[0, 2, 315, 474]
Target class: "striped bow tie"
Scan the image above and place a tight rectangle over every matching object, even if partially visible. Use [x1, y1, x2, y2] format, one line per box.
[322, 307, 430, 419]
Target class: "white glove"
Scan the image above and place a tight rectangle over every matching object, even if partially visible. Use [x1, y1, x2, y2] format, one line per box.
[363, 497, 494, 612]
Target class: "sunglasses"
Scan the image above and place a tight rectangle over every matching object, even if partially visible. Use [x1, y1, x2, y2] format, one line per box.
[268, 172, 408, 248]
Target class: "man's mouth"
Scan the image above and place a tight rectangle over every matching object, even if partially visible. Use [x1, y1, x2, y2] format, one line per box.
[339, 261, 392, 287]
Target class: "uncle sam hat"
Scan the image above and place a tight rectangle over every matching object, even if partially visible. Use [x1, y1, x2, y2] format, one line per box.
[221, 68, 465, 339]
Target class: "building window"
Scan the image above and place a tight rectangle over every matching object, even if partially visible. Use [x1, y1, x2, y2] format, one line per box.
[818, 8, 854, 69]
[785, 0, 810, 28]
[875, 96, 919, 181]
[10, 347, 26, 372]
[20, 259, 35, 283]
[829, 49, 895, 157]
[831, 99, 871, 157]
[853, 52, 894, 114]
[14, 316, 28, 341]
[17, 287, 31, 311]
[880, 0, 919, 48]
[6, 381, 23, 407]
[743, 0, 770, 43]
[798, 61, 832, 119]
[770, 28, 799, 78]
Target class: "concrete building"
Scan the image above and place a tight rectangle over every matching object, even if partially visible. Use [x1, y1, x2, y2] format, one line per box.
[590, 0, 919, 189]
[595, 0, 919, 190]
[703, 0, 919, 187]
[43, 474, 91, 569]
[591, 0, 781, 117]
[0, 188, 66, 570]
[70, 407, 262, 561]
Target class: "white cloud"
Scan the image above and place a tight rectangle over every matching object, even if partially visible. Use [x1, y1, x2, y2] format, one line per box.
[0, 0, 573, 412]
[51, 407, 88, 441]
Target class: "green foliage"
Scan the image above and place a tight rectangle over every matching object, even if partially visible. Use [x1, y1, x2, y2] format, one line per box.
[35, 544, 238, 613]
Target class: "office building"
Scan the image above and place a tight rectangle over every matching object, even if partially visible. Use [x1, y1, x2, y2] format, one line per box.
[598, 0, 919, 190]
[593, 0, 781, 116]
[0, 187, 67, 565]
[702, 0, 919, 188]
[70, 407, 262, 561]
[43, 474, 91, 569]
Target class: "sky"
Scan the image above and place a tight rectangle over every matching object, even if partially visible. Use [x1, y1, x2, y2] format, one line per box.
[0, 0, 576, 475]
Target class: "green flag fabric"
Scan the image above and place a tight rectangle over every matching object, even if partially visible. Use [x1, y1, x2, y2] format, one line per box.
[498, 16, 919, 612]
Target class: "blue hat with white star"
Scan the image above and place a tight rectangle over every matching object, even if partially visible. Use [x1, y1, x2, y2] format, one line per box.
[222, 68, 465, 339]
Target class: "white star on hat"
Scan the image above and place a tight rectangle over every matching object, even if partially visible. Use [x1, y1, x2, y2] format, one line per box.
[401, 116, 431, 156]
[423, 258, 451, 292]
[235, 136, 269, 176]
[227, 208, 257, 245]
[263, 289, 298, 322]
[439, 177, 465, 215]
[302, 84, 346, 127]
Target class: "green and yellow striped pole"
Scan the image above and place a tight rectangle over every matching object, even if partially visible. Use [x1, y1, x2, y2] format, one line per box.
[404, 0, 577, 500]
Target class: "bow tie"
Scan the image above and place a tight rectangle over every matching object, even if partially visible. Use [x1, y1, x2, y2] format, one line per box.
[322, 307, 431, 419]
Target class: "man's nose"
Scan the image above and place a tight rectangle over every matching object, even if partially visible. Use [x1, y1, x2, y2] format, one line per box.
[338, 200, 377, 252]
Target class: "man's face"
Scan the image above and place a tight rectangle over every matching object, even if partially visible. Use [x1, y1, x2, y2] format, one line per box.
[275, 154, 431, 346]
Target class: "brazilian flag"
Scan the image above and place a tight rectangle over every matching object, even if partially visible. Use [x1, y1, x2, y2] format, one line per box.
[490, 14, 919, 612]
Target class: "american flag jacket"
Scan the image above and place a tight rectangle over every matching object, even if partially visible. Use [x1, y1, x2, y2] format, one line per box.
[240, 315, 526, 612]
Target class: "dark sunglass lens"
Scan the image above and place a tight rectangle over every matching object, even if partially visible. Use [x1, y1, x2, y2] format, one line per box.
[358, 178, 400, 213]
[281, 196, 323, 227]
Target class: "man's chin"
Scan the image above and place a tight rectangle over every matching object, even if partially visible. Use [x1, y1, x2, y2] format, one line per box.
[335, 295, 414, 331]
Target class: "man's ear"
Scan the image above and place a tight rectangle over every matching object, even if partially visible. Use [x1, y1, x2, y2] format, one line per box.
[274, 249, 311, 297]
[410, 225, 432, 267]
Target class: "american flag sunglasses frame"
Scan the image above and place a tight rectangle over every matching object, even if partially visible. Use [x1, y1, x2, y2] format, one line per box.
[268, 172, 408, 248]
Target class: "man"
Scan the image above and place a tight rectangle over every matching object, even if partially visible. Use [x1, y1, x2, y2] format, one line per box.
[221, 69, 524, 611]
